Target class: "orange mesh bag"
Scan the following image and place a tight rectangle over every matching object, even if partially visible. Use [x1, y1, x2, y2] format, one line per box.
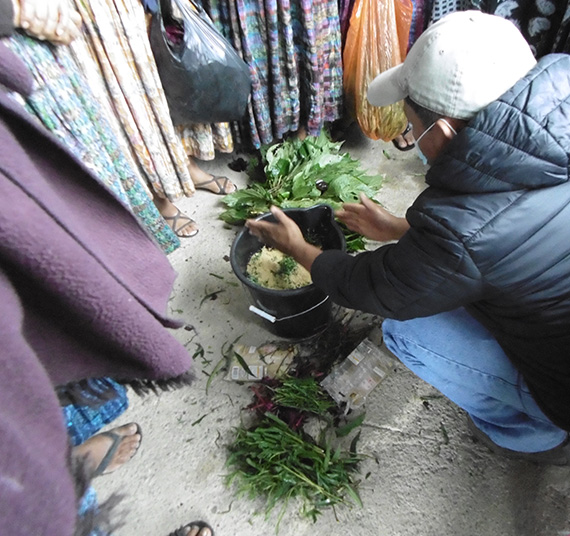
[343, 0, 413, 140]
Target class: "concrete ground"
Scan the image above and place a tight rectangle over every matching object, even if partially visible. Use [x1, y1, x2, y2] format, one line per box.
[95, 124, 570, 536]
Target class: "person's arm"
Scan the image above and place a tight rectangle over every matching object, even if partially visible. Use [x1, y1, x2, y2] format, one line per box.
[245, 194, 410, 272]
[311, 213, 484, 319]
[335, 192, 410, 242]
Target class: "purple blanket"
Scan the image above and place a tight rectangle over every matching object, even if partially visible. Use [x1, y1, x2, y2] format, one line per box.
[0, 41, 192, 536]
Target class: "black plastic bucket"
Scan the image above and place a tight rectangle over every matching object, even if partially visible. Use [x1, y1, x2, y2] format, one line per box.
[230, 204, 346, 339]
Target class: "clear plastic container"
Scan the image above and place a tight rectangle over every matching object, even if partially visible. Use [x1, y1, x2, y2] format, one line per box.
[320, 338, 392, 410]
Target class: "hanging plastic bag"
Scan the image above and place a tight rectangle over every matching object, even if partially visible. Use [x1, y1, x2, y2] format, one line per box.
[343, 0, 413, 141]
[149, 0, 252, 125]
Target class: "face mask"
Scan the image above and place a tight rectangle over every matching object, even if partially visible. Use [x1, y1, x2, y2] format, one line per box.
[415, 122, 436, 165]
[414, 119, 457, 166]
[416, 144, 429, 165]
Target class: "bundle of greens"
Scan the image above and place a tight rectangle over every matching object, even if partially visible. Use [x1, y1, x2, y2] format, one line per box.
[220, 131, 383, 251]
[227, 413, 362, 529]
[272, 376, 335, 414]
[226, 375, 364, 530]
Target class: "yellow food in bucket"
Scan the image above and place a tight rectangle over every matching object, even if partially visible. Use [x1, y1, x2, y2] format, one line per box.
[247, 246, 312, 290]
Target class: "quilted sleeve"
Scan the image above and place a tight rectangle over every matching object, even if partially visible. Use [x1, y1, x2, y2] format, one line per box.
[311, 210, 484, 320]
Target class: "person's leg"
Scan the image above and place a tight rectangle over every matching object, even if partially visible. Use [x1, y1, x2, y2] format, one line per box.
[382, 308, 567, 453]
[153, 194, 199, 238]
[62, 378, 130, 446]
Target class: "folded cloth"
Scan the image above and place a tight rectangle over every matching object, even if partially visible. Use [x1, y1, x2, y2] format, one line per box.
[0, 42, 193, 536]
[0, 42, 192, 385]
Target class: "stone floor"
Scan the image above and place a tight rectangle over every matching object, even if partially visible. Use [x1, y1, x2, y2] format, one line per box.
[95, 124, 570, 536]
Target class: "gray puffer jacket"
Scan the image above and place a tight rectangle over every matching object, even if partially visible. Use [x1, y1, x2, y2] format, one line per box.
[312, 54, 570, 431]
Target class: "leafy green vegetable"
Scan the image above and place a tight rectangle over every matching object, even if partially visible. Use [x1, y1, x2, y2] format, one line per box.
[226, 375, 365, 530]
[226, 413, 363, 528]
[219, 131, 383, 251]
[272, 376, 334, 415]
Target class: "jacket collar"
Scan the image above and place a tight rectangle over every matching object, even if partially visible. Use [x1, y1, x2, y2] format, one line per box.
[426, 54, 570, 194]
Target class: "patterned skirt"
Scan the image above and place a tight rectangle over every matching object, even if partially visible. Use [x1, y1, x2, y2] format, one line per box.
[202, 0, 344, 149]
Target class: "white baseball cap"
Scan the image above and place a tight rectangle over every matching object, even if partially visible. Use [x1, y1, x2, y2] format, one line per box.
[367, 11, 536, 120]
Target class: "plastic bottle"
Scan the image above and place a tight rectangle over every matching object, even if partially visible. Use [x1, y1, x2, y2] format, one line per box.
[320, 338, 392, 410]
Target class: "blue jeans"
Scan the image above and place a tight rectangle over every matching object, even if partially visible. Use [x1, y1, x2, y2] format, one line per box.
[383, 308, 567, 453]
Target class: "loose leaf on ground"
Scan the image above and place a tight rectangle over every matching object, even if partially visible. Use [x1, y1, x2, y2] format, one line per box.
[336, 412, 366, 438]
[233, 350, 256, 378]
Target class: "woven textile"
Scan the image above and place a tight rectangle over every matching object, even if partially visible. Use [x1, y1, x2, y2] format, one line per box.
[63, 379, 129, 447]
[203, 0, 344, 148]
[6, 33, 180, 254]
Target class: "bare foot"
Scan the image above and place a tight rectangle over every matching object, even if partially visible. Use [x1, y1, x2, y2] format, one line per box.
[189, 157, 236, 195]
[185, 524, 212, 536]
[154, 196, 198, 238]
[73, 423, 142, 477]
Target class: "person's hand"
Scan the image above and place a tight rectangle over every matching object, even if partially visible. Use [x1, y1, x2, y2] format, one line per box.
[245, 206, 323, 272]
[336, 192, 410, 242]
[245, 206, 307, 256]
[12, 0, 82, 45]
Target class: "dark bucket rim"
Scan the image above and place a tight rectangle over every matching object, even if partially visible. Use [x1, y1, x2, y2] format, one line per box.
[230, 204, 344, 296]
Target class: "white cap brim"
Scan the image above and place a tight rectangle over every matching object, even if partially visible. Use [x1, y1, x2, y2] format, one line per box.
[367, 64, 406, 107]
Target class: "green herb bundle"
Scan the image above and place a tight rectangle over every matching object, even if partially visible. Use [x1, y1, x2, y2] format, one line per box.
[226, 413, 362, 529]
[220, 131, 383, 251]
[272, 376, 335, 415]
[226, 375, 364, 530]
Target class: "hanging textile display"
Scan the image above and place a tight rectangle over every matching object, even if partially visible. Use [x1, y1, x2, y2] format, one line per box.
[407, 0, 428, 50]
[472, 0, 570, 58]
[202, 0, 344, 149]
[176, 122, 233, 161]
[72, 0, 194, 201]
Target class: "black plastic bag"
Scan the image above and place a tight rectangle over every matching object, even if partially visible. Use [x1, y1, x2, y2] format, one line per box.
[149, 0, 252, 125]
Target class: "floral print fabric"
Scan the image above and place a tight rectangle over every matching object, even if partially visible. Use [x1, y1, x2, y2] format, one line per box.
[6, 33, 180, 253]
[472, 0, 570, 58]
[202, 0, 344, 149]
[74, 0, 194, 201]
[424, 0, 570, 58]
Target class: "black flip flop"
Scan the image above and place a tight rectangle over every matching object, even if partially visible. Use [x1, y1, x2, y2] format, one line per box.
[93, 423, 143, 477]
[391, 122, 415, 151]
[169, 521, 214, 536]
